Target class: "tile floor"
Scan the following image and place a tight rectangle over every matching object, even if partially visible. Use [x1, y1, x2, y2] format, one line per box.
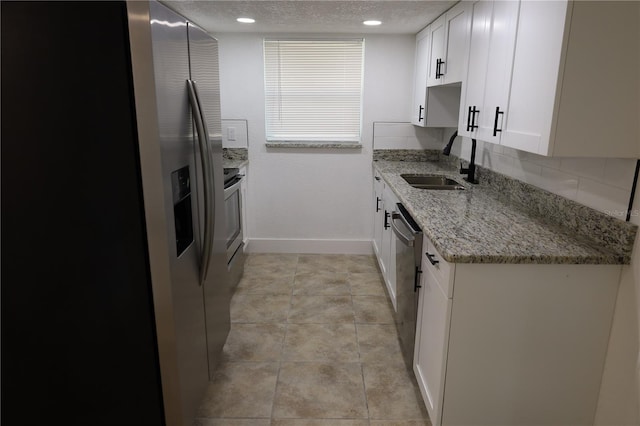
[194, 253, 430, 426]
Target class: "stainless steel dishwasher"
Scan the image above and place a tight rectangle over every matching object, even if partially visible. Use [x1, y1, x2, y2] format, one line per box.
[391, 203, 423, 370]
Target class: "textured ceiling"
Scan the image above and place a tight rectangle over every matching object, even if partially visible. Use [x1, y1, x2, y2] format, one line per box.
[162, 1, 457, 34]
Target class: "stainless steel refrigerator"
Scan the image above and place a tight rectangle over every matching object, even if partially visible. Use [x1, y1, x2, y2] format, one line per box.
[2, 1, 229, 425]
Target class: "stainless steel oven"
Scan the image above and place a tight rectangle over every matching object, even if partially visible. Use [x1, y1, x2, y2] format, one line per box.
[223, 168, 245, 290]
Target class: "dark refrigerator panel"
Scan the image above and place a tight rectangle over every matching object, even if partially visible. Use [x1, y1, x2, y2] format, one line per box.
[1, 1, 164, 424]
[2, 1, 230, 425]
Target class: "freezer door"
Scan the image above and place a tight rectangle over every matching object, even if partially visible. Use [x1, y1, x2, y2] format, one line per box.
[147, 1, 209, 423]
[187, 23, 230, 378]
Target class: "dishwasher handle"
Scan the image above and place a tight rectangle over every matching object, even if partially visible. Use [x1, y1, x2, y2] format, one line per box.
[391, 211, 416, 247]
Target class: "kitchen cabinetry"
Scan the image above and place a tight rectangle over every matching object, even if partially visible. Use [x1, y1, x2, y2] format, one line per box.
[381, 185, 398, 309]
[426, 1, 472, 87]
[373, 172, 384, 258]
[498, 0, 639, 157]
[239, 165, 248, 248]
[372, 171, 398, 310]
[414, 235, 621, 425]
[458, 0, 519, 143]
[411, 26, 461, 128]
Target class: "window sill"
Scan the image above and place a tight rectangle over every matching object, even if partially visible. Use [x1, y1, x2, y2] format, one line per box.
[265, 142, 362, 149]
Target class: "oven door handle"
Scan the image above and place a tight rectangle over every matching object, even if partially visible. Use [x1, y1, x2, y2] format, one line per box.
[224, 176, 243, 198]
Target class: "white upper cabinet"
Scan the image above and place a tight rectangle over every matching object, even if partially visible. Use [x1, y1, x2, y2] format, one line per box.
[411, 27, 431, 126]
[427, 1, 472, 87]
[427, 15, 446, 86]
[501, 0, 639, 157]
[412, 26, 461, 128]
[458, 0, 519, 142]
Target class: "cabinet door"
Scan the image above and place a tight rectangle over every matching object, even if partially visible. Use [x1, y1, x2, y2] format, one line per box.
[240, 166, 248, 246]
[458, 0, 492, 139]
[500, 0, 568, 155]
[411, 28, 430, 126]
[373, 175, 384, 257]
[414, 264, 452, 426]
[442, 1, 471, 84]
[476, 0, 520, 144]
[426, 15, 446, 87]
[381, 186, 398, 309]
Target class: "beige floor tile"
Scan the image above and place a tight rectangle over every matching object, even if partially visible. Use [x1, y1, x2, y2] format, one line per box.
[349, 272, 386, 296]
[296, 254, 351, 273]
[356, 324, 405, 365]
[353, 296, 395, 324]
[273, 362, 368, 419]
[282, 323, 359, 362]
[194, 419, 271, 426]
[288, 295, 354, 323]
[242, 266, 296, 281]
[245, 253, 299, 268]
[293, 271, 350, 295]
[231, 294, 291, 323]
[272, 420, 369, 426]
[363, 363, 428, 420]
[344, 255, 380, 274]
[196, 254, 425, 424]
[222, 323, 286, 362]
[198, 362, 279, 418]
[236, 274, 295, 295]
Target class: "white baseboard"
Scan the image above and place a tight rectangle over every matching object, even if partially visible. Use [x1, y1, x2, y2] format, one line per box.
[246, 238, 374, 255]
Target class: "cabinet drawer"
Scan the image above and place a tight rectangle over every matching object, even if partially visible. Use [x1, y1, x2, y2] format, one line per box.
[422, 237, 455, 298]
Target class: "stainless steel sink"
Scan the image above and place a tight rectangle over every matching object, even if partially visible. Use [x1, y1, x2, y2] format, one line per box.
[401, 174, 466, 190]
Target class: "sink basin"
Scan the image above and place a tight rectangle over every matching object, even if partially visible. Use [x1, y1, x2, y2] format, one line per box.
[401, 174, 466, 190]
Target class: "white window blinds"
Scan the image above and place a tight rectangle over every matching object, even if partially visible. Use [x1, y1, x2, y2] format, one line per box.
[264, 39, 364, 142]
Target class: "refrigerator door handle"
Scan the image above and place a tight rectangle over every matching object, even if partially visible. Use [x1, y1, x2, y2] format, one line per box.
[187, 79, 214, 286]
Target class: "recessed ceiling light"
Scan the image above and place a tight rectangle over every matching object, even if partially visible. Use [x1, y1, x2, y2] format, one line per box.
[363, 20, 382, 26]
[237, 17, 255, 24]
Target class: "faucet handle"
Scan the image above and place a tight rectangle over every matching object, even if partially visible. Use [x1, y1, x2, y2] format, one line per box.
[459, 160, 469, 173]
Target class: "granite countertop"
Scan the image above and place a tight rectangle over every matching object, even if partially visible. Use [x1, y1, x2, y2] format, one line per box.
[374, 160, 635, 265]
[222, 148, 248, 169]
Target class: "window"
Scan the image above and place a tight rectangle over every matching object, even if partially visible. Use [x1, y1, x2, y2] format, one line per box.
[264, 39, 364, 143]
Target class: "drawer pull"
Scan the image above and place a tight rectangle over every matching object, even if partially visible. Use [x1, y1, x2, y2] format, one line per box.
[426, 252, 439, 265]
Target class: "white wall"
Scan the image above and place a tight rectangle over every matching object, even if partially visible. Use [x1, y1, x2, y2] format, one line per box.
[215, 32, 415, 253]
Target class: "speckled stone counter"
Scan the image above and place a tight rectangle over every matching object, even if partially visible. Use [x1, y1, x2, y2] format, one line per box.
[223, 148, 248, 169]
[374, 160, 637, 265]
[265, 142, 362, 149]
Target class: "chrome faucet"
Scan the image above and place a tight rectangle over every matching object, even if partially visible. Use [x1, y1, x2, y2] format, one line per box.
[442, 130, 478, 184]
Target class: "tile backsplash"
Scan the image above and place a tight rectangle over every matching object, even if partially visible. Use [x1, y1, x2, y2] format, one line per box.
[372, 122, 443, 150]
[372, 123, 637, 217]
[445, 128, 637, 218]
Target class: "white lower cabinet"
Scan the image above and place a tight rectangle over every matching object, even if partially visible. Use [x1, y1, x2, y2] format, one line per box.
[372, 171, 398, 311]
[239, 165, 248, 248]
[413, 263, 451, 423]
[373, 173, 384, 258]
[380, 185, 398, 310]
[414, 235, 622, 426]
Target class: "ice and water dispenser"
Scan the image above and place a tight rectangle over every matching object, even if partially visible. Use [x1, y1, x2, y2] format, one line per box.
[171, 166, 193, 257]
